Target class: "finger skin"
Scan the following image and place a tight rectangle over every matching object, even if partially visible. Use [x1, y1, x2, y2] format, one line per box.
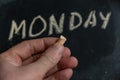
[62, 47, 71, 57]
[45, 69, 73, 80]
[20, 42, 64, 78]
[22, 54, 41, 65]
[9, 37, 58, 60]
[0, 37, 58, 66]
[22, 47, 77, 78]
[22, 47, 71, 65]
[46, 56, 78, 77]
[0, 37, 78, 80]
[44, 47, 72, 77]
[58, 56, 78, 69]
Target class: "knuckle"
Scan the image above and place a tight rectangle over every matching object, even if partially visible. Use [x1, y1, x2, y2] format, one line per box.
[22, 41, 35, 54]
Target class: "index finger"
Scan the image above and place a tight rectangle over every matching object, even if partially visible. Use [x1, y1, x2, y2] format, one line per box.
[2, 37, 58, 61]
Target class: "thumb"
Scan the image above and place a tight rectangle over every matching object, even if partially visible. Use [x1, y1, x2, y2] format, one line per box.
[24, 37, 66, 78]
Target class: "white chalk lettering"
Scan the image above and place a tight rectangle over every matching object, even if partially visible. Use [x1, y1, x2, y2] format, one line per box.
[99, 12, 111, 29]
[49, 13, 65, 35]
[8, 11, 112, 40]
[84, 10, 97, 28]
[9, 20, 26, 40]
[69, 12, 82, 31]
[29, 15, 47, 37]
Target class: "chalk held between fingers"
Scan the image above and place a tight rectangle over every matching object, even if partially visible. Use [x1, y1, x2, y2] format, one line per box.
[27, 36, 67, 77]
[55, 35, 67, 46]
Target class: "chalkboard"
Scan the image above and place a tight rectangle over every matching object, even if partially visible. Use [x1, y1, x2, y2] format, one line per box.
[0, 0, 120, 80]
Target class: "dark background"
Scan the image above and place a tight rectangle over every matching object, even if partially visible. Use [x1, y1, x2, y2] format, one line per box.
[0, 0, 120, 80]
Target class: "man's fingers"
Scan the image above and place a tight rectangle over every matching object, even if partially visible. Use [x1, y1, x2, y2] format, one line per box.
[23, 42, 64, 78]
[22, 54, 41, 65]
[46, 56, 78, 77]
[40, 47, 72, 77]
[1, 38, 58, 62]
[44, 69, 73, 80]
[58, 56, 78, 69]
[62, 47, 71, 57]
[22, 47, 71, 65]
[46, 65, 58, 77]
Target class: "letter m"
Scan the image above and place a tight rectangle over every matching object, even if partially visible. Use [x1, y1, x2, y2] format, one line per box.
[8, 20, 26, 40]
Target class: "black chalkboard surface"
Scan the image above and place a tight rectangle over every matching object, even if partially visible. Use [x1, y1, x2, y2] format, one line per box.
[0, 0, 120, 80]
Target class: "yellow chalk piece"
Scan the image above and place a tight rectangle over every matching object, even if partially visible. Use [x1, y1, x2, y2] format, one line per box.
[56, 35, 67, 45]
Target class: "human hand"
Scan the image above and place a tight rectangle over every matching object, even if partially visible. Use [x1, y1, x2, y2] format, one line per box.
[0, 37, 78, 80]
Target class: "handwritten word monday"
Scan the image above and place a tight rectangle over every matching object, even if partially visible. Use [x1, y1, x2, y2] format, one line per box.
[9, 10, 111, 40]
